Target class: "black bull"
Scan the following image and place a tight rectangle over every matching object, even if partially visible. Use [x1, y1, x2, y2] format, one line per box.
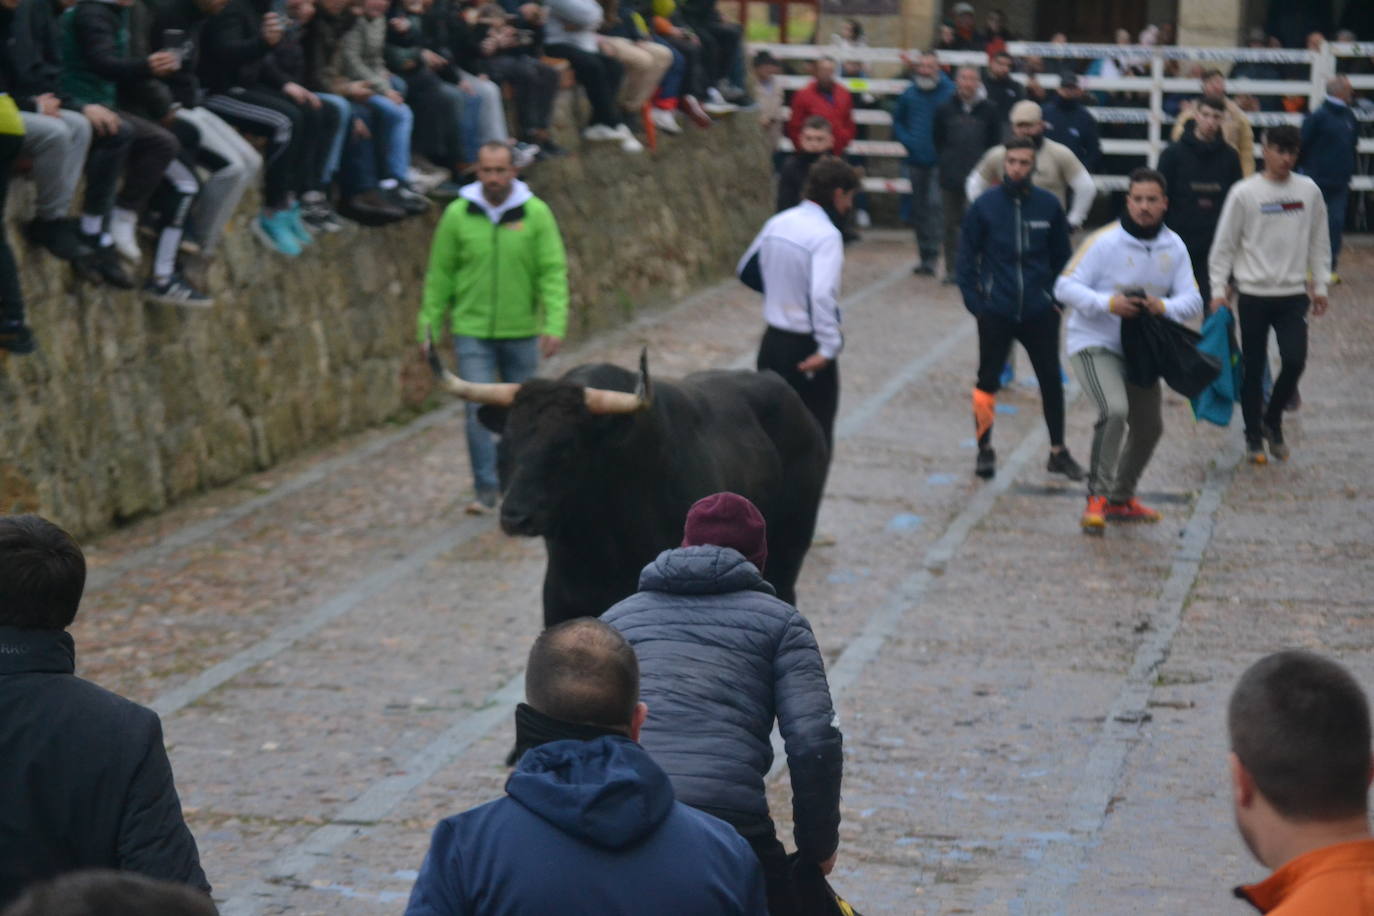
[471, 357, 830, 627]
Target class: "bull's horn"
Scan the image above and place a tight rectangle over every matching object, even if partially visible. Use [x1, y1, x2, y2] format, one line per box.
[583, 348, 653, 415]
[425, 332, 520, 406]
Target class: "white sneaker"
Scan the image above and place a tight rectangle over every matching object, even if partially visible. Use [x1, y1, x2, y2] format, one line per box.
[512, 141, 540, 168]
[650, 108, 682, 134]
[620, 134, 644, 153]
[703, 87, 737, 114]
[582, 124, 620, 142]
[855, 208, 872, 228]
[109, 213, 141, 265]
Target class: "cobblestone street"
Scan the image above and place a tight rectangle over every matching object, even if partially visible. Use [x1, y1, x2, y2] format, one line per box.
[72, 231, 1374, 915]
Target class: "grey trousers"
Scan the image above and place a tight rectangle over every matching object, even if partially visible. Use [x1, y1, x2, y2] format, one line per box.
[175, 106, 262, 255]
[1070, 346, 1163, 502]
[941, 186, 967, 279]
[19, 110, 92, 221]
[908, 163, 942, 267]
[460, 71, 508, 145]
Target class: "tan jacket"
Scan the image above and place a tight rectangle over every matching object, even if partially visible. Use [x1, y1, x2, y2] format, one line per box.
[1172, 97, 1255, 176]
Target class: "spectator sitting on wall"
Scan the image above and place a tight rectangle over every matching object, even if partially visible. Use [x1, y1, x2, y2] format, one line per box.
[674, 0, 746, 107]
[1172, 69, 1256, 176]
[544, 0, 643, 151]
[1042, 71, 1101, 171]
[596, 0, 671, 139]
[0, 90, 30, 354]
[602, 493, 843, 914]
[0, 516, 211, 908]
[1, 870, 218, 916]
[785, 56, 855, 154]
[643, 0, 715, 125]
[403, 617, 768, 915]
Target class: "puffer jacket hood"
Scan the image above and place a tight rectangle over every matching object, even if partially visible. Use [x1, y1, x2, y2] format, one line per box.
[638, 545, 775, 597]
[506, 735, 674, 849]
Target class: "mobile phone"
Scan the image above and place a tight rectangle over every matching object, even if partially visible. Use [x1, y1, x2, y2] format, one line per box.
[1122, 286, 1146, 301]
[162, 28, 188, 62]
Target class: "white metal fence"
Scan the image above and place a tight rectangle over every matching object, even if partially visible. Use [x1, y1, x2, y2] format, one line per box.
[752, 41, 1374, 195]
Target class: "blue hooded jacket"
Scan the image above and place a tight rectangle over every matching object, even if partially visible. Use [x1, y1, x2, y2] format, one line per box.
[892, 71, 955, 166]
[404, 735, 767, 915]
[957, 179, 1072, 322]
[1299, 98, 1358, 191]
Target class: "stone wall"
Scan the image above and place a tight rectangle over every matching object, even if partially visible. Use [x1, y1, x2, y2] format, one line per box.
[0, 115, 774, 537]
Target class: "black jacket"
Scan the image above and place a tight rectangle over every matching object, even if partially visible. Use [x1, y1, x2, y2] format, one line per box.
[601, 546, 843, 862]
[934, 94, 1001, 192]
[200, 0, 283, 93]
[775, 151, 819, 212]
[1042, 97, 1101, 171]
[1156, 121, 1242, 250]
[7, 0, 70, 110]
[0, 627, 210, 908]
[131, 0, 212, 110]
[983, 72, 1022, 128]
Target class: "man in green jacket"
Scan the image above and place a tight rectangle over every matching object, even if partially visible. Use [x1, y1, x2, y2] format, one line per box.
[418, 141, 569, 514]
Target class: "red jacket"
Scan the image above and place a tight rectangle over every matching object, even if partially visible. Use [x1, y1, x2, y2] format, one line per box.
[786, 80, 856, 154]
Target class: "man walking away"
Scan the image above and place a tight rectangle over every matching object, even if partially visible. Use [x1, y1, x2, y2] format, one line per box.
[957, 137, 1082, 481]
[0, 516, 210, 908]
[418, 142, 569, 515]
[1055, 168, 1202, 533]
[1209, 125, 1329, 466]
[1299, 76, 1358, 285]
[1156, 95, 1241, 306]
[891, 50, 953, 275]
[1228, 651, 1374, 914]
[404, 618, 767, 915]
[739, 157, 859, 450]
[603, 493, 842, 913]
[934, 65, 1000, 285]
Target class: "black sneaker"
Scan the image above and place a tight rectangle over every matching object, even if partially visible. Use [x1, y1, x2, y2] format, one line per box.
[912, 263, 936, 276]
[302, 200, 345, 234]
[385, 183, 431, 215]
[78, 235, 137, 289]
[1246, 436, 1267, 465]
[1046, 449, 1085, 481]
[1262, 423, 1289, 461]
[976, 447, 996, 479]
[0, 320, 36, 355]
[144, 272, 214, 308]
[27, 217, 93, 262]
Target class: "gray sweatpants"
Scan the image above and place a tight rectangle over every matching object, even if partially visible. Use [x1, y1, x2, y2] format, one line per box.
[19, 110, 92, 221]
[175, 106, 262, 255]
[1070, 346, 1163, 502]
[460, 71, 508, 145]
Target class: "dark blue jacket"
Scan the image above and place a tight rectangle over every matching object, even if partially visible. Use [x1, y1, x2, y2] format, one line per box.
[891, 71, 954, 166]
[601, 546, 842, 862]
[1042, 97, 1101, 171]
[957, 180, 1071, 322]
[1299, 98, 1358, 191]
[404, 735, 766, 915]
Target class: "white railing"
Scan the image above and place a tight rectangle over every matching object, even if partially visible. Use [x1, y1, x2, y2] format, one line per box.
[755, 41, 1374, 194]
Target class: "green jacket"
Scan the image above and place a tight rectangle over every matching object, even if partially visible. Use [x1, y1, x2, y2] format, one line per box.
[418, 181, 570, 342]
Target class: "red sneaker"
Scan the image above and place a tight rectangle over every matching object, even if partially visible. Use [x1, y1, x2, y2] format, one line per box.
[1081, 495, 1108, 534]
[1105, 498, 1162, 523]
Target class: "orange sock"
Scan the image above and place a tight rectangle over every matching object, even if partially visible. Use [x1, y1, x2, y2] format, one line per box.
[972, 388, 996, 443]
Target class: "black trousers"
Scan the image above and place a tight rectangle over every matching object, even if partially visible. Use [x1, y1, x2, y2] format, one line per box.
[113, 113, 179, 214]
[205, 87, 314, 208]
[487, 54, 560, 135]
[1181, 236, 1213, 308]
[1238, 293, 1308, 439]
[0, 133, 24, 323]
[686, 17, 740, 86]
[81, 116, 134, 223]
[660, 33, 708, 99]
[975, 308, 1066, 447]
[748, 833, 801, 916]
[544, 43, 624, 127]
[757, 325, 839, 450]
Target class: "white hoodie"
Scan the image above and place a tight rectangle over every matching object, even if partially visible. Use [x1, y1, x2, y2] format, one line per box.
[459, 178, 534, 223]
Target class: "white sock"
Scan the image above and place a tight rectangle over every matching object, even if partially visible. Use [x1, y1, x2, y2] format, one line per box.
[81, 214, 104, 236]
[112, 208, 137, 231]
[154, 227, 182, 283]
[100, 232, 113, 247]
[379, 178, 398, 190]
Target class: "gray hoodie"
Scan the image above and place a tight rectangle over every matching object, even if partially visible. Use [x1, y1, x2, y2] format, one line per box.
[542, 0, 602, 53]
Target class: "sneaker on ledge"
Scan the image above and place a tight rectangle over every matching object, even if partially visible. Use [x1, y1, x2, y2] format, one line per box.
[651, 107, 682, 134]
[581, 123, 621, 142]
[1105, 498, 1162, 523]
[681, 95, 713, 128]
[0, 319, 36, 355]
[252, 211, 301, 257]
[144, 273, 213, 309]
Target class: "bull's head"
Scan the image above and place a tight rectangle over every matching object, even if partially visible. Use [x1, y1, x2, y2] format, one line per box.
[427, 338, 652, 536]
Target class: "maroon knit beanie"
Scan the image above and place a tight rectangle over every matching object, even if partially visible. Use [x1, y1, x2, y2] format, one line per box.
[681, 492, 768, 573]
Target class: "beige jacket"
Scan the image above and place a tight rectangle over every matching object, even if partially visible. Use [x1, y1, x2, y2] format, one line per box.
[1172, 97, 1255, 176]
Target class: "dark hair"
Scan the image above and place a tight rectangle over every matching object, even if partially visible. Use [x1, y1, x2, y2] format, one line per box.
[993, 50, 1013, 63]
[525, 618, 639, 728]
[477, 140, 515, 164]
[0, 870, 217, 916]
[801, 115, 833, 133]
[803, 156, 860, 204]
[1201, 68, 1224, 82]
[1197, 95, 1226, 114]
[0, 515, 86, 630]
[1003, 136, 1036, 153]
[1128, 166, 1167, 194]
[1229, 650, 1372, 821]
[1264, 124, 1301, 153]
[844, 18, 862, 40]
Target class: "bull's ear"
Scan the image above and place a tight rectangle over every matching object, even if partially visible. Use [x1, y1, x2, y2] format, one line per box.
[477, 404, 509, 433]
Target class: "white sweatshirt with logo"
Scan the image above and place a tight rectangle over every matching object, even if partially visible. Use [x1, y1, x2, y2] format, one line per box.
[1208, 172, 1330, 299]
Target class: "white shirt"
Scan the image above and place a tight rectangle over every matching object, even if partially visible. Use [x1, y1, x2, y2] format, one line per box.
[1209, 172, 1330, 299]
[737, 201, 845, 359]
[1054, 221, 1203, 357]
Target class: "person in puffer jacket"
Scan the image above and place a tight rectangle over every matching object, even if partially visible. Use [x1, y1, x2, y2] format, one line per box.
[601, 492, 843, 915]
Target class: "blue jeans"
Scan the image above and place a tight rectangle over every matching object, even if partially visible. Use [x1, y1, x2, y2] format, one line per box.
[340, 103, 380, 196]
[318, 92, 352, 184]
[1322, 185, 1348, 270]
[655, 37, 684, 101]
[454, 335, 540, 494]
[365, 93, 413, 182]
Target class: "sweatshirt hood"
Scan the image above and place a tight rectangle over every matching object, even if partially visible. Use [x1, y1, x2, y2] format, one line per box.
[460, 178, 533, 223]
[506, 735, 675, 849]
[1181, 119, 1224, 153]
[637, 544, 776, 596]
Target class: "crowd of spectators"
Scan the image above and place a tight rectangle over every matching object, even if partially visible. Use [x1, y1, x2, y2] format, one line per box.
[0, 0, 758, 356]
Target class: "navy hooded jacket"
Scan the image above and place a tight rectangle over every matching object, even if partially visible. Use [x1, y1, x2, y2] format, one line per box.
[957, 179, 1072, 322]
[601, 546, 843, 863]
[892, 71, 955, 166]
[1299, 98, 1358, 191]
[404, 735, 766, 915]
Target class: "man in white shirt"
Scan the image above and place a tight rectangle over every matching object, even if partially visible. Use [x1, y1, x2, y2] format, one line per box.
[1055, 167, 1203, 533]
[738, 157, 858, 449]
[1209, 125, 1330, 465]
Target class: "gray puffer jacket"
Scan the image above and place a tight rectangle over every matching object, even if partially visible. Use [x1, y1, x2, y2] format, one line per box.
[602, 545, 842, 862]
